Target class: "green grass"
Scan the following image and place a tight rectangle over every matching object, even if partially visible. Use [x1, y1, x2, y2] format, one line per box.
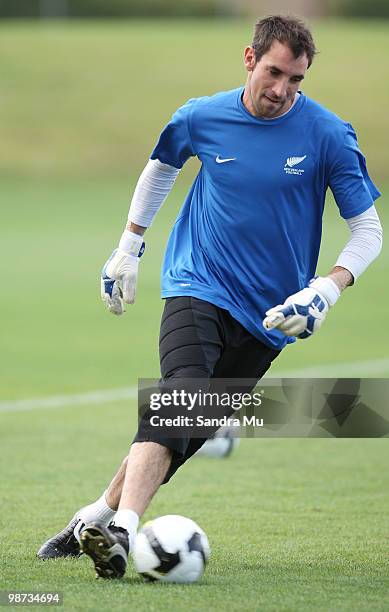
[1, 403, 388, 610]
[1, 19, 388, 611]
[0, 19, 388, 180]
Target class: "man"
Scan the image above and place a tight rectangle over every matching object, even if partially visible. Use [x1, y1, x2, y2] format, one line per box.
[37, 15, 382, 578]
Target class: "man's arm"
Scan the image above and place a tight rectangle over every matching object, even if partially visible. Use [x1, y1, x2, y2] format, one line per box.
[127, 222, 146, 237]
[101, 94, 197, 314]
[327, 204, 383, 291]
[119, 158, 181, 243]
[101, 160, 181, 315]
[327, 266, 353, 291]
[127, 159, 181, 229]
[263, 206, 383, 338]
[333, 205, 383, 283]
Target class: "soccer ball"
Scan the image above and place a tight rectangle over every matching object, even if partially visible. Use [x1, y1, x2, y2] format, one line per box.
[133, 515, 210, 583]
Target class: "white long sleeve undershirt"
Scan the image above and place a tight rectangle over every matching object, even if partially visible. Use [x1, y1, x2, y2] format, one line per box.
[125, 158, 382, 281]
[127, 159, 180, 227]
[336, 205, 382, 281]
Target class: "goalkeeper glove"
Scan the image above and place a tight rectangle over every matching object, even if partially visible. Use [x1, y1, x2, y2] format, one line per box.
[263, 277, 340, 339]
[101, 230, 145, 316]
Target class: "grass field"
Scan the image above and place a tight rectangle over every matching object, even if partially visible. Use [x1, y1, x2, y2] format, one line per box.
[0, 18, 388, 611]
[1, 19, 389, 180]
[1, 408, 389, 611]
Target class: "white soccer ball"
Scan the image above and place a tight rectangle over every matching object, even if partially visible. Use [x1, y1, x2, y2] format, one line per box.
[133, 515, 210, 583]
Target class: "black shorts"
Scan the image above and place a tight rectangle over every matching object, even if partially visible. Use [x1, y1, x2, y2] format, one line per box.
[133, 296, 280, 482]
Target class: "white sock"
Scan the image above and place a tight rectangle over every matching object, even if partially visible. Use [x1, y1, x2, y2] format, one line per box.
[112, 509, 139, 550]
[78, 491, 116, 525]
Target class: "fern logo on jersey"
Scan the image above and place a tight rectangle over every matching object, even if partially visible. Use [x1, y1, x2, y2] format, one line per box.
[284, 155, 307, 175]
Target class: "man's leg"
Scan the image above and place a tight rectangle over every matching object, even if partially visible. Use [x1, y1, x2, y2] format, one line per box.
[116, 442, 172, 517]
[79, 297, 224, 578]
[97, 308, 275, 510]
[161, 302, 281, 483]
[79, 297, 281, 578]
[79, 443, 174, 578]
[40, 297, 279, 570]
[104, 456, 128, 510]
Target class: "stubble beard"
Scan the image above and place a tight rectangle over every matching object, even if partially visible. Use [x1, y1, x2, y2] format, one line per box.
[245, 79, 292, 119]
[248, 83, 286, 119]
[257, 93, 291, 118]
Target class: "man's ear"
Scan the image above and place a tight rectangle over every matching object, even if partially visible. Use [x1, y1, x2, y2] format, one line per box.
[244, 46, 257, 72]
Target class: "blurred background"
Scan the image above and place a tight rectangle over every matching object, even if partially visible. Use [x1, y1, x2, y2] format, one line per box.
[1, 0, 388, 401]
[1, 6, 388, 608]
[2, 0, 389, 19]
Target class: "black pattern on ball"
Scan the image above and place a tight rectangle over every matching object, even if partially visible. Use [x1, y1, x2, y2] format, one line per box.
[187, 531, 207, 565]
[143, 526, 181, 574]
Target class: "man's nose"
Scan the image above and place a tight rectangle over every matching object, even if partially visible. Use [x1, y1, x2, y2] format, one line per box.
[271, 79, 288, 99]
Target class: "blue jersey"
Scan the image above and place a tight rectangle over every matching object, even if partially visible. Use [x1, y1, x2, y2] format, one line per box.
[151, 87, 380, 350]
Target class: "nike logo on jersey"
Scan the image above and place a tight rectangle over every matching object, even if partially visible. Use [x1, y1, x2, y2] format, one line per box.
[216, 155, 236, 164]
[285, 155, 307, 168]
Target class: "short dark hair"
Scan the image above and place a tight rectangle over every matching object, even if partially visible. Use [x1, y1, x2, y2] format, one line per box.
[252, 15, 317, 68]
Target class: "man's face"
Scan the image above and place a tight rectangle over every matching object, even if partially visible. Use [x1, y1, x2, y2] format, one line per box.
[243, 41, 309, 119]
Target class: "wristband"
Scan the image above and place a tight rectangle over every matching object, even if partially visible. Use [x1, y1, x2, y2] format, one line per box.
[118, 229, 145, 258]
[309, 276, 340, 307]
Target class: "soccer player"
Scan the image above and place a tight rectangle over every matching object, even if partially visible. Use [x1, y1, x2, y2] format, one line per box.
[37, 15, 382, 578]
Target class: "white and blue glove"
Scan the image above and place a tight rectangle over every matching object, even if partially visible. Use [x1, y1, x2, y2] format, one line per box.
[263, 277, 340, 339]
[101, 230, 145, 315]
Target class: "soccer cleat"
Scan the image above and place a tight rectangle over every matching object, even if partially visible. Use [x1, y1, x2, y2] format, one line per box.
[79, 522, 129, 579]
[37, 515, 84, 560]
